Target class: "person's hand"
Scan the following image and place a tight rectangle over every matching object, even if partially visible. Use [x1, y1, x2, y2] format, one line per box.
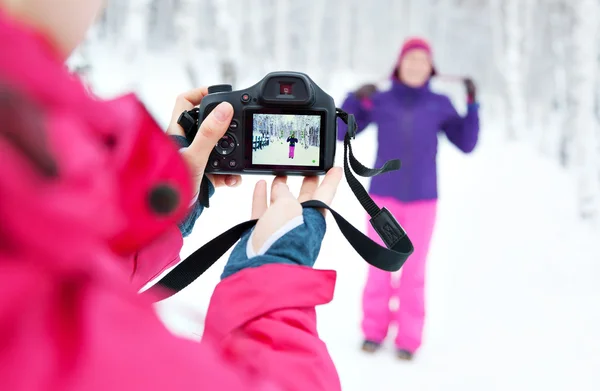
[250, 168, 343, 254]
[354, 84, 378, 100]
[220, 168, 344, 279]
[464, 78, 477, 104]
[167, 87, 241, 195]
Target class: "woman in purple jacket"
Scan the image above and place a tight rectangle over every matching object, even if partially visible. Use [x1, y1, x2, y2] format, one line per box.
[287, 132, 299, 159]
[339, 37, 480, 360]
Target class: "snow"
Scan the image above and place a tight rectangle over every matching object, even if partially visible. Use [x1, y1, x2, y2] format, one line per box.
[252, 142, 320, 166]
[83, 61, 600, 390]
[154, 121, 600, 391]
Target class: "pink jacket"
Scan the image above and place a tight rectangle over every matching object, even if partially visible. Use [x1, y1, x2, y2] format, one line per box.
[0, 13, 340, 391]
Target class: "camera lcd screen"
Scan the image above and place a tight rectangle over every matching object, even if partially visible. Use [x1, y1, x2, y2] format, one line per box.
[250, 113, 322, 168]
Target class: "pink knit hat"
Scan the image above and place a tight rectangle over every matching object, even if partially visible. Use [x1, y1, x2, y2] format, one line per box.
[392, 37, 437, 80]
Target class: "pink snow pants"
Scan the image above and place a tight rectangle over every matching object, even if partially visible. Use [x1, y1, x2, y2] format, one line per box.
[289, 145, 295, 158]
[361, 195, 437, 353]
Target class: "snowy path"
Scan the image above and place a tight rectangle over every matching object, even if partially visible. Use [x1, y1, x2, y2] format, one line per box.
[85, 60, 599, 389]
[155, 123, 600, 390]
[252, 141, 320, 166]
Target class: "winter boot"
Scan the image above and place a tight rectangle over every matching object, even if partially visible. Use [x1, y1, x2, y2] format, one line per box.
[396, 349, 414, 361]
[361, 340, 381, 353]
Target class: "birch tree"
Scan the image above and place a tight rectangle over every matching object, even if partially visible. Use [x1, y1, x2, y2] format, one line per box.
[504, 0, 527, 140]
[247, 0, 271, 76]
[213, 0, 242, 85]
[99, 0, 131, 43]
[147, 0, 177, 50]
[306, 0, 327, 77]
[274, 0, 291, 70]
[332, 0, 349, 72]
[571, 0, 600, 221]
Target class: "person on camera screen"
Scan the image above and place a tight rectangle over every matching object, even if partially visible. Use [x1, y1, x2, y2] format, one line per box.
[339, 37, 480, 360]
[286, 132, 299, 159]
[0, 1, 343, 390]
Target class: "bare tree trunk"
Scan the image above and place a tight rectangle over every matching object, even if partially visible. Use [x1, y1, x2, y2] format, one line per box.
[306, 1, 326, 76]
[147, 0, 176, 51]
[504, 0, 527, 140]
[103, 0, 131, 45]
[572, 0, 600, 221]
[539, 0, 569, 159]
[488, 0, 508, 131]
[521, 0, 538, 136]
[175, 0, 200, 88]
[214, 0, 241, 85]
[249, 0, 270, 76]
[336, 0, 353, 71]
[274, 0, 290, 70]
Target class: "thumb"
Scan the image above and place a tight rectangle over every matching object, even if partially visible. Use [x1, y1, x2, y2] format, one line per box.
[187, 102, 234, 166]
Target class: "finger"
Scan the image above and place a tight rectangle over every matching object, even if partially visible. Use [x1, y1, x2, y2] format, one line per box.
[225, 175, 242, 187]
[270, 176, 288, 204]
[251, 197, 303, 253]
[205, 174, 222, 187]
[311, 167, 343, 212]
[298, 176, 319, 203]
[167, 88, 210, 135]
[187, 102, 234, 165]
[271, 181, 295, 204]
[169, 87, 209, 123]
[205, 174, 240, 188]
[251, 180, 268, 220]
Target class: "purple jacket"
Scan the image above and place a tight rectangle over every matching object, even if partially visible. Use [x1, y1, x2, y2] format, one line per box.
[338, 80, 480, 202]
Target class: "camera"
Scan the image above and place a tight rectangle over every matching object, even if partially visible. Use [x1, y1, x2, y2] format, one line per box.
[180, 72, 337, 176]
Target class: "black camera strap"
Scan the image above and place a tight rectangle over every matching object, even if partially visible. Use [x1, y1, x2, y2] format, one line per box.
[143, 109, 413, 301]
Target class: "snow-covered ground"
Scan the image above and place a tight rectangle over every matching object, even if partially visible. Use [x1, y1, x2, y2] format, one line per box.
[84, 58, 600, 390]
[252, 141, 320, 166]
[151, 122, 600, 391]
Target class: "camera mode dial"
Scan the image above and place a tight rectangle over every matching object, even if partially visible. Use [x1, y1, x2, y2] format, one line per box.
[208, 84, 233, 94]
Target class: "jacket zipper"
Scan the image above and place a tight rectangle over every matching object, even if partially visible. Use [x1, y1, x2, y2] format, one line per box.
[401, 97, 414, 201]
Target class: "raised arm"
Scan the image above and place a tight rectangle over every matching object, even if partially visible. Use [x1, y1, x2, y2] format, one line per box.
[337, 84, 377, 141]
[440, 96, 480, 153]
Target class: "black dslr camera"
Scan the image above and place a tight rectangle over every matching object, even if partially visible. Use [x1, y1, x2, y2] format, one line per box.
[178, 72, 336, 175]
[149, 72, 414, 300]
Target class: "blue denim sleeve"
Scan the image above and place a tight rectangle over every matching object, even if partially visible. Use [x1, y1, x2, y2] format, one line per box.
[170, 135, 215, 237]
[221, 208, 326, 280]
[178, 181, 214, 237]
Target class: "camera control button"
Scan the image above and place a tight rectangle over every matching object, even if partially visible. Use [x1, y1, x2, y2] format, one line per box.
[208, 84, 233, 94]
[229, 120, 239, 130]
[215, 133, 237, 156]
[229, 160, 237, 168]
[241, 93, 251, 103]
[211, 159, 220, 168]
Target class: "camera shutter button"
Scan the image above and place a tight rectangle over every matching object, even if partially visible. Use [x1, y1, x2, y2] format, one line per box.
[208, 84, 233, 94]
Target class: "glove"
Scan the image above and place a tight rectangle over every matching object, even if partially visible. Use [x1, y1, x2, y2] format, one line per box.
[464, 78, 477, 104]
[222, 208, 326, 280]
[354, 84, 378, 100]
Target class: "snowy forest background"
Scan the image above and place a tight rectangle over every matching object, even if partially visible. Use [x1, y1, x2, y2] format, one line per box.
[70, 0, 600, 224]
[253, 114, 321, 148]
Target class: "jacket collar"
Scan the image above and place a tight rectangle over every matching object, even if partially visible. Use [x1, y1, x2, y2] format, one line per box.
[390, 78, 431, 102]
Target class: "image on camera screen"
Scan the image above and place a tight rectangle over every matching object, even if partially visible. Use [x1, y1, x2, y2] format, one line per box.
[251, 113, 321, 167]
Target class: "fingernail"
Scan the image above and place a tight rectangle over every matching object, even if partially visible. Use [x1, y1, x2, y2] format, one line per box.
[227, 176, 237, 186]
[213, 102, 232, 122]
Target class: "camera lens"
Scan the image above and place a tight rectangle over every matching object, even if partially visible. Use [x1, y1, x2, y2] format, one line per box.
[215, 133, 237, 156]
